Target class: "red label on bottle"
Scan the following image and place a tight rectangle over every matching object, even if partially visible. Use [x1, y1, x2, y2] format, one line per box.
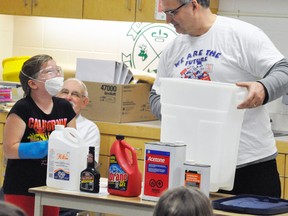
[144, 149, 170, 197]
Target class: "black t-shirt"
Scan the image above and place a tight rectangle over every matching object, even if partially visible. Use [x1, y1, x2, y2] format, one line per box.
[3, 96, 76, 196]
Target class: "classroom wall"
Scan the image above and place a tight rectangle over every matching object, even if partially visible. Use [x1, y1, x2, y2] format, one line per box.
[1, 0, 288, 127]
[0, 16, 176, 77]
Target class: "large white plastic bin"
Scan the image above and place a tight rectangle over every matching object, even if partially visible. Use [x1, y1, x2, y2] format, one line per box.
[160, 78, 247, 192]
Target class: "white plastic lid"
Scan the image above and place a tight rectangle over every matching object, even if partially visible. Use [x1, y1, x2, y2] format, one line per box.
[185, 160, 196, 165]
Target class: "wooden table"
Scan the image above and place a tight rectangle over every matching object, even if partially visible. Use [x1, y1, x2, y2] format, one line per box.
[29, 184, 288, 216]
[29, 186, 155, 216]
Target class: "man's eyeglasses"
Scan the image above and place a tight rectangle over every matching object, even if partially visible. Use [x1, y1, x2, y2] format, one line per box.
[59, 89, 86, 99]
[164, 2, 189, 17]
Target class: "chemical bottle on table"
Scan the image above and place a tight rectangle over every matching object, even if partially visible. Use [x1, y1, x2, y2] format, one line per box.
[46, 125, 87, 191]
[80, 146, 100, 193]
[108, 135, 142, 197]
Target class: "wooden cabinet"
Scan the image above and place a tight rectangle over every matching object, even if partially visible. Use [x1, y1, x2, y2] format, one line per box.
[83, 0, 219, 22]
[0, 0, 30, 16]
[210, 0, 219, 14]
[276, 153, 285, 198]
[0, 113, 6, 187]
[0, 0, 83, 18]
[135, 0, 159, 22]
[83, 0, 136, 21]
[0, 0, 218, 21]
[276, 139, 288, 199]
[83, 0, 161, 22]
[32, 0, 83, 18]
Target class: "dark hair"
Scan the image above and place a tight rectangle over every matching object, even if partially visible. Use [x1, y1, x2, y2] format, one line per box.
[179, 0, 210, 8]
[153, 186, 214, 216]
[0, 201, 27, 216]
[19, 54, 53, 96]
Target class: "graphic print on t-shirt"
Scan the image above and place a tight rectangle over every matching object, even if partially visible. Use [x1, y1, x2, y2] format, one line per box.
[27, 117, 68, 141]
[26, 117, 68, 165]
[175, 49, 221, 81]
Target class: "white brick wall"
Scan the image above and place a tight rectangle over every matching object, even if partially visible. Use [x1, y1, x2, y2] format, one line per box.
[218, 0, 288, 59]
[0, 15, 14, 70]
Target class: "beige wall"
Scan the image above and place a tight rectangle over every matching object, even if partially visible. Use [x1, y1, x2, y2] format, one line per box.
[0, 16, 177, 79]
[0, 15, 13, 73]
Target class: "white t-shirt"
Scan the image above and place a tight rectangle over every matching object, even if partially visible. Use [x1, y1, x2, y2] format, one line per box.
[153, 16, 284, 166]
[76, 114, 100, 163]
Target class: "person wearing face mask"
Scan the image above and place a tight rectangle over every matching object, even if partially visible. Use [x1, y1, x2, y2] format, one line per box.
[2, 54, 77, 216]
[57, 78, 100, 216]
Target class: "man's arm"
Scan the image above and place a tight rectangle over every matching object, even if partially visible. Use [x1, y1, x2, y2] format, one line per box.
[237, 58, 288, 109]
[149, 88, 162, 119]
[259, 58, 288, 104]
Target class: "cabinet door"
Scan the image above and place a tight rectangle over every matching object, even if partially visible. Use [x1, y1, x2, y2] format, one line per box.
[0, 122, 4, 187]
[0, 0, 31, 15]
[83, 0, 136, 21]
[210, 0, 219, 14]
[135, 0, 163, 23]
[32, 0, 83, 18]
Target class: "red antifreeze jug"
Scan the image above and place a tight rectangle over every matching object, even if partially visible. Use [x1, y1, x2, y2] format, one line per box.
[107, 135, 142, 197]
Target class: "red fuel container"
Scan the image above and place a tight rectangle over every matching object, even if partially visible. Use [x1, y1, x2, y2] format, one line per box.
[107, 135, 142, 197]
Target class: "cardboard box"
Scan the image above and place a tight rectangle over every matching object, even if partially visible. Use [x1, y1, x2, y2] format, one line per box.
[82, 81, 158, 123]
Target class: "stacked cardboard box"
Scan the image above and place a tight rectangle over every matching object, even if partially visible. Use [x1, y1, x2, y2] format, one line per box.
[82, 81, 158, 123]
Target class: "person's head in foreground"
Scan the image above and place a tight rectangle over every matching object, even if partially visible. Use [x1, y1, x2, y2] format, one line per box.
[0, 201, 27, 216]
[153, 186, 214, 216]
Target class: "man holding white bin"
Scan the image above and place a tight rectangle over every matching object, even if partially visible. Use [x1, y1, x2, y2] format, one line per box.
[150, 0, 288, 197]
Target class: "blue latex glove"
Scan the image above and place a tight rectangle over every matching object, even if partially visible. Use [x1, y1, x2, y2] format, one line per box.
[18, 140, 48, 159]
